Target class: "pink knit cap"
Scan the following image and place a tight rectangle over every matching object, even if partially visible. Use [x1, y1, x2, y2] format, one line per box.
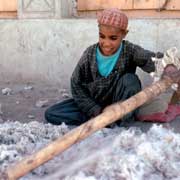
[97, 8, 128, 30]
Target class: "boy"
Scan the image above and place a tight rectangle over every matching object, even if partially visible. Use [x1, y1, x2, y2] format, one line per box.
[45, 8, 179, 126]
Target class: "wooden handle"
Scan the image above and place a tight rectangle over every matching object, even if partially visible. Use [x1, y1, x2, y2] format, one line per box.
[1, 77, 174, 180]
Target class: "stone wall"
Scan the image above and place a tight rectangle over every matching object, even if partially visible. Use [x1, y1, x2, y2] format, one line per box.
[0, 1, 180, 86]
[0, 19, 180, 87]
[17, 0, 78, 19]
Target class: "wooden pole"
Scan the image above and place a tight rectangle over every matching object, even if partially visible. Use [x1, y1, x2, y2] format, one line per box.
[1, 77, 176, 180]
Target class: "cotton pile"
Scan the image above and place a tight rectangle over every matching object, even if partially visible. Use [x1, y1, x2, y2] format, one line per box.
[0, 121, 180, 180]
[151, 47, 180, 90]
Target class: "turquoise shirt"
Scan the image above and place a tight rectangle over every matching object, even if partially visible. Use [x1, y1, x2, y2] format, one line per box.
[96, 44, 122, 77]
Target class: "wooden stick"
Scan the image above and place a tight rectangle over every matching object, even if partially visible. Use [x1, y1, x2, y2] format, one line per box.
[1, 77, 175, 180]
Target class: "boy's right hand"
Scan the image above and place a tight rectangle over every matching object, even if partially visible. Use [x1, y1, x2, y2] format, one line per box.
[162, 64, 180, 84]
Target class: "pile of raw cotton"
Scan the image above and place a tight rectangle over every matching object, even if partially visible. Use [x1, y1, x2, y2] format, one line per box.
[1, 121, 180, 180]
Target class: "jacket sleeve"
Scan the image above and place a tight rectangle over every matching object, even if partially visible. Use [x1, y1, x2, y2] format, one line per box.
[131, 43, 163, 73]
[71, 56, 102, 118]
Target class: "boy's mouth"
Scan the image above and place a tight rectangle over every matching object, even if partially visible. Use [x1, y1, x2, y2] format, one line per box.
[102, 47, 113, 55]
[103, 47, 112, 51]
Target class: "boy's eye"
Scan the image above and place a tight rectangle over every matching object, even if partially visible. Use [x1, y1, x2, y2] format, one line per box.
[99, 34, 105, 38]
[110, 36, 118, 40]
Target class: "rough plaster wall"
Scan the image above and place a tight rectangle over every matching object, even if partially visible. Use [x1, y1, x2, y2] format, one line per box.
[61, 0, 79, 18]
[18, 0, 78, 19]
[0, 19, 98, 87]
[0, 19, 180, 87]
[0, 0, 179, 86]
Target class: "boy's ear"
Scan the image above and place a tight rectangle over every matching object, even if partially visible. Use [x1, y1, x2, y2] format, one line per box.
[124, 30, 129, 36]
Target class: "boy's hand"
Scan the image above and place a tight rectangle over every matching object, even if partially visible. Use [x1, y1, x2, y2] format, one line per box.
[162, 64, 180, 84]
[103, 106, 109, 113]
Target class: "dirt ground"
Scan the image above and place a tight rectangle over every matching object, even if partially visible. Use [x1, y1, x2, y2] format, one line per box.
[0, 80, 70, 124]
[0, 80, 180, 132]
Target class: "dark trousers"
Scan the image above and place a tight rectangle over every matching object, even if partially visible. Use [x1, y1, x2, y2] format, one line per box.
[45, 73, 141, 126]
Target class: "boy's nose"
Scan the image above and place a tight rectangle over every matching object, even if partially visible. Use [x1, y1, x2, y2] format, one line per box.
[102, 39, 111, 46]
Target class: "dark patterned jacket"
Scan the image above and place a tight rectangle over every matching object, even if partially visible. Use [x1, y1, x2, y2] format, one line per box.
[71, 40, 163, 118]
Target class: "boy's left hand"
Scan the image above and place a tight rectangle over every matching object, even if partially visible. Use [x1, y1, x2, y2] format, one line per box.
[162, 64, 180, 84]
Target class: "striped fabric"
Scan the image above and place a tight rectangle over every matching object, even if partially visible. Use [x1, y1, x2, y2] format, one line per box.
[71, 40, 163, 118]
[97, 8, 128, 30]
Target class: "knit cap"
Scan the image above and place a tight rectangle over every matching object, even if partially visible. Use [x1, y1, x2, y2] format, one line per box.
[97, 8, 128, 30]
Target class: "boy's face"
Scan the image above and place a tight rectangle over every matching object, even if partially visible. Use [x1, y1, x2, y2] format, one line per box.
[98, 25, 128, 56]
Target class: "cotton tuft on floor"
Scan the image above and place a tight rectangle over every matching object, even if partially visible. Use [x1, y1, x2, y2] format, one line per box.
[0, 121, 180, 180]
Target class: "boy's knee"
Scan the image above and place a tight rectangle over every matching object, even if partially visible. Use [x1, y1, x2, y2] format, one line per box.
[122, 73, 141, 90]
[45, 107, 61, 125]
[45, 107, 52, 123]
